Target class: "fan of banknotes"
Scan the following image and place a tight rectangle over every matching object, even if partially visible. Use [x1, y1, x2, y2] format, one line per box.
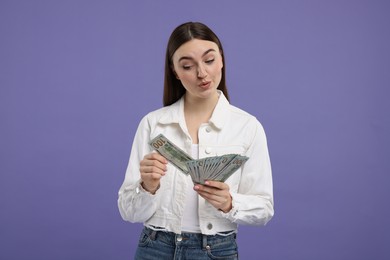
[149, 134, 249, 184]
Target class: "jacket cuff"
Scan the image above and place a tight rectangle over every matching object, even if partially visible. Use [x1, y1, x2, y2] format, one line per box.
[138, 180, 160, 195]
[219, 192, 239, 221]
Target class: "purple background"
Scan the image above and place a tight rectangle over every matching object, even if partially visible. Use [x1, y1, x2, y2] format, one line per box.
[1, 0, 389, 259]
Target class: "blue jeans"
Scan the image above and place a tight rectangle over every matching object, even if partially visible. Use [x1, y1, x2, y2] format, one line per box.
[135, 226, 239, 260]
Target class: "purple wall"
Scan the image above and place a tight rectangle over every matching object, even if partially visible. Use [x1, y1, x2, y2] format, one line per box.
[1, 1, 389, 259]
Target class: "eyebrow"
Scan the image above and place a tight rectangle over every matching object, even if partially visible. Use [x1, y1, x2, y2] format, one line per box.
[178, 48, 216, 62]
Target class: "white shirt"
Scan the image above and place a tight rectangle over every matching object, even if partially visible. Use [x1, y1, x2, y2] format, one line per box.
[180, 144, 201, 233]
[118, 91, 274, 235]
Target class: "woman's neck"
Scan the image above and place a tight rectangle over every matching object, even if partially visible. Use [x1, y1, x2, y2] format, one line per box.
[183, 91, 219, 144]
[184, 91, 219, 116]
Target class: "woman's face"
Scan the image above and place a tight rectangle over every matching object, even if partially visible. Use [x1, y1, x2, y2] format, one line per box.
[171, 39, 223, 101]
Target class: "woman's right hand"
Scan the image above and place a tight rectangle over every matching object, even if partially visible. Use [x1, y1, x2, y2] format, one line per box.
[139, 152, 168, 194]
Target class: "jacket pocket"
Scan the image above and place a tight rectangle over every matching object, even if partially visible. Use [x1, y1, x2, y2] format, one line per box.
[214, 145, 246, 156]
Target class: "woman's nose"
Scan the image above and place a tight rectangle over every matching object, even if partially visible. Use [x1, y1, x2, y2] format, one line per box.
[197, 65, 207, 78]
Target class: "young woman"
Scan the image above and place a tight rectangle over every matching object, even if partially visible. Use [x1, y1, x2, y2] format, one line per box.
[118, 22, 274, 260]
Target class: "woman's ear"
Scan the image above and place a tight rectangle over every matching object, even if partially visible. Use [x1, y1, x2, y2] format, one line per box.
[171, 66, 180, 80]
[219, 49, 224, 69]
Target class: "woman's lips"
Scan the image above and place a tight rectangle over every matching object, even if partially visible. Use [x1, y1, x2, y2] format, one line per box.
[199, 81, 211, 89]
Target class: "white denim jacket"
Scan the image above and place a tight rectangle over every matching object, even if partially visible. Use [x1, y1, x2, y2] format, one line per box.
[118, 91, 274, 235]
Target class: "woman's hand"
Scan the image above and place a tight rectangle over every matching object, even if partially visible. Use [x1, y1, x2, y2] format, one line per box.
[194, 181, 232, 213]
[139, 153, 167, 194]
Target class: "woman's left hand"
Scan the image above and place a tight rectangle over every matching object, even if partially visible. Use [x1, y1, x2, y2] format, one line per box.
[194, 181, 232, 213]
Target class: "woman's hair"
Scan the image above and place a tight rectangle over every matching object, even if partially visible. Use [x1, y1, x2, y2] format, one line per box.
[163, 22, 229, 106]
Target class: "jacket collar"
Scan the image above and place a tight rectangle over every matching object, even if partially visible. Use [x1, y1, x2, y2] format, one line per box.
[158, 90, 230, 130]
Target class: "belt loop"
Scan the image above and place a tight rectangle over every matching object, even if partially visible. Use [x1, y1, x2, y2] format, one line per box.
[150, 230, 157, 241]
[202, 234, 208, 249]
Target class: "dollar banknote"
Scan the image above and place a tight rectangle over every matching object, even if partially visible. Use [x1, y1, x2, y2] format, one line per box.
[185, 155, 249, 184]
[149, 134, 193, 174]
[149, 134, 249, 183]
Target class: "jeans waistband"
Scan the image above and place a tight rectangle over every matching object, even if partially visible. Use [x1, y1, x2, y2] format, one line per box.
[142, 226, 236, 249]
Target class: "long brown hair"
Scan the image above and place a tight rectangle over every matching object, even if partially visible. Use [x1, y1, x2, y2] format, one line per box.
[163, 22, 229, 106]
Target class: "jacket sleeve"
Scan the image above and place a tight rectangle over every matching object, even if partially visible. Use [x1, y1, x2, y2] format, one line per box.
[221, 119, 274, 226]
[117, 115, 162, 223]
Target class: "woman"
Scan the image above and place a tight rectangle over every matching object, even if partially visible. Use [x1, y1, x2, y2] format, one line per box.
[118, 22, 274, 259]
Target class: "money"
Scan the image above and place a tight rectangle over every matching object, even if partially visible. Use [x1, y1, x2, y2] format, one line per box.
[149, 134, 193, 174]
[213, 155, 249, 182]
[185, 155, 249, 184]
[149, 134, 249, 184]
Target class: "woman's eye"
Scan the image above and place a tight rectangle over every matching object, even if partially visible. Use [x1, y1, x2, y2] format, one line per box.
[205, 59, 215, 64]
[182, 65, 192, 70]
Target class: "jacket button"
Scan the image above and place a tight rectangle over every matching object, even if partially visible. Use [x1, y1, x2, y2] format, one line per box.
[207, 223, 213, 230]
[205, 147, 212, 154]
[206, 127, 211, 133]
